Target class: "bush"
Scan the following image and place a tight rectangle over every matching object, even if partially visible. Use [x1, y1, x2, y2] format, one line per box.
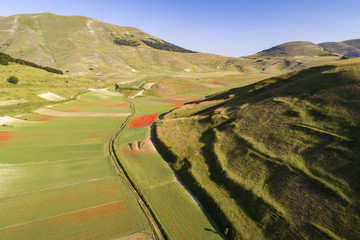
[0, 58, 8, 65]
[7, 76, 19, 84]
[113, 37, 140, 47]
[141, 38, 196, 53]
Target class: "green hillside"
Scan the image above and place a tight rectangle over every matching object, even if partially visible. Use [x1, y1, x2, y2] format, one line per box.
[0, 52, 62, 74]
[154, 58, 360, 239]
[256, 41, 332, 57]
[0, 13, 232, 78]
[0, 52, 109, 116]
[319, 39, 360, 58]
[0, 13, 346, 79]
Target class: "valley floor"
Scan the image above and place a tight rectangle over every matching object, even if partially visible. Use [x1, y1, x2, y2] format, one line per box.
[0, 83, 238, 239]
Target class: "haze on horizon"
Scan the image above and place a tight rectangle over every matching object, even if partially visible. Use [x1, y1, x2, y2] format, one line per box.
[1, 0, 360, 57]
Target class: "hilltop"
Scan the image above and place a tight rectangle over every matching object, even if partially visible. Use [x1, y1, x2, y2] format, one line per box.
[255, 41, 333, 57]
[319, 39, 360, 58]
[154, 59, 360, 239]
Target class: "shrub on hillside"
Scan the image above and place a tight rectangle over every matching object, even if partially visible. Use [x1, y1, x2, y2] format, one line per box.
[113, 37, 140, 47]
[15, 59, 63, 74]
[0, 58, 8, 65]
[0, 52, 15, 62]
[7, 76, 19, 84]
[141, 38, 196, 53]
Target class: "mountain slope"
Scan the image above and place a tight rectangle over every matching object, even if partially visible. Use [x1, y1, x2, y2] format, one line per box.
[154, 59, 360, 239]
[0, 13, 346, 79]
[319, 39, 360, 58]
[0, 13, 231, 78]
[255, 41, 332, 57]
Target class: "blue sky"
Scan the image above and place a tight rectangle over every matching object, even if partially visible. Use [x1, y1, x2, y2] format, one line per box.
[1, 0, 360, 57]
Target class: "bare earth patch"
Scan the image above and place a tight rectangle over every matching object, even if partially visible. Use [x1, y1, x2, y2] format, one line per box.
[143, 82, 156, 90]
[129, 90, 144, 99]
[88, 88, 121, 96]
[38, 92, 65, 101]
[0, 116, 25, 125]
[0, 99, 28, 106]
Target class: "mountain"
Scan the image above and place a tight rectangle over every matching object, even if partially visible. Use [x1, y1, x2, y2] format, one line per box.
[255, 41, 333, 57]
[0, 13, 346, 79]
[319, 39, 360, 58]
[154, 59, 360, 239]
[0, 13, 231, 78]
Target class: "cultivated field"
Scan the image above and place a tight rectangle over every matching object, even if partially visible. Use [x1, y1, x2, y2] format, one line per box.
[0, 92, 154, 240]
[114, 93, 228, 240]
[0, 70, 274, 239]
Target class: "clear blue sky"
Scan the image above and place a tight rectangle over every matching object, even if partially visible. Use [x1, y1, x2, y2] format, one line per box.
[1, 0, 360, 57]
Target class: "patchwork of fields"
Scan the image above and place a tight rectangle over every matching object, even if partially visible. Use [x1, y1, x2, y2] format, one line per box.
[0, 73, 269, 239]
[0, 92, 153, 240]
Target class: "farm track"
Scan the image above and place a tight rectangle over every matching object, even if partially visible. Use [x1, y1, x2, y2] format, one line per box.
[108, 101, 166, 240]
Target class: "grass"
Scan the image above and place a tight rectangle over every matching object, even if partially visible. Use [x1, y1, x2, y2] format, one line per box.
[2, 52, 354, 239]
[155, 58, 360, 239]
[112, 95, 224, 239]
[115, 138, 174, 189]
[0, 13, 236, 78]
[143, 182, 223, 240]
[255, 41, 333, 57]
[0, 63, 113, 116]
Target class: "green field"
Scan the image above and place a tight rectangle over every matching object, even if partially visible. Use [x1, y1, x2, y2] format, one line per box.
[114, 119, 223, 240]
[0, 92, 154, 240]
[0, 68, 297, 239]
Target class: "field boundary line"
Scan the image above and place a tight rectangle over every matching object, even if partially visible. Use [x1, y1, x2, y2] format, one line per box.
[34, 108, 131, 117]
[0, 200, 124, 232]
[0, 176, 115, 200]
[146, 177, 177, 190]
[0, 155, 105, 166]
[109, 101, 166, 240]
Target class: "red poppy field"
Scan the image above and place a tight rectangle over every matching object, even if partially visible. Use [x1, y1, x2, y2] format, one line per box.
[128, 114, 158, 128]
[36, 116, 56, 121]
[0, 131, 15, 141]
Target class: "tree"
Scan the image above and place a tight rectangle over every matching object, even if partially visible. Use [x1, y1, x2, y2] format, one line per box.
[7, 76, 19, 84]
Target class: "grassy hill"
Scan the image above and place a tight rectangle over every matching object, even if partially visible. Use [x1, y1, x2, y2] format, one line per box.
[0, 13, 346, 79]
[154, 58, 360, 239]
[0, 13, 234, 78]
[225, 41, 342, 74]
[319, 39, 360, 58]
[255, 41, 332, 57]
